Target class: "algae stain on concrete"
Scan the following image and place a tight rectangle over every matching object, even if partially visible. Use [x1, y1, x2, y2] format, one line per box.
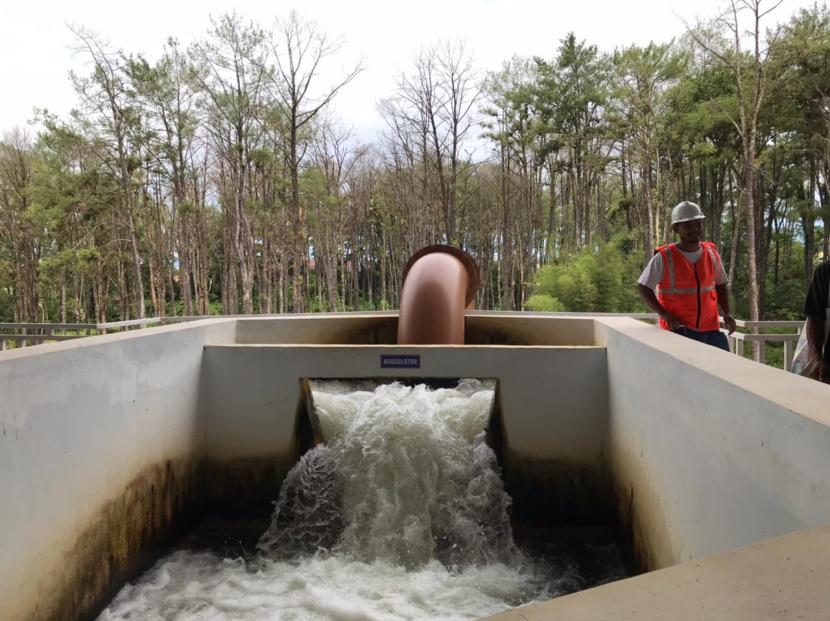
[23, 452, 296, 621]
[32, 457, 204, 621]
[610, 447, 677, 574]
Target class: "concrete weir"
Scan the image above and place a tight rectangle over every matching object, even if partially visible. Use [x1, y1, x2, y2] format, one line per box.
[1, 312, 829, 620]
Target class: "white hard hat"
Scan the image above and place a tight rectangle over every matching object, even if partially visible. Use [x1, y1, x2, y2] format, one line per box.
[671, 201, 705, 224]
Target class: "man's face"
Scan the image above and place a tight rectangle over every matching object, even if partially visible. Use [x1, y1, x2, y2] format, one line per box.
[674, 218, 704, 244]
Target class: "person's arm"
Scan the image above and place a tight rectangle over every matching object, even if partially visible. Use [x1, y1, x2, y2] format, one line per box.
[637, 283, 682, 330]
[715, 284, 736, 334]
[803, 262, 830, 381]
[712, 249, 736, 334]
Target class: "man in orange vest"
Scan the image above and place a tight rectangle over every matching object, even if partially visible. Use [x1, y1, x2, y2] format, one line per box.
[637, 201, 737, 350]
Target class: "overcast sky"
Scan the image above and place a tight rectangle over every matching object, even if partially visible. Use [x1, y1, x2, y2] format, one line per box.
[0, 0, 823, 142]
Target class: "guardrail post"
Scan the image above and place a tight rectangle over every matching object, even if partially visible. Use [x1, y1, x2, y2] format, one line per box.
[784, 339, 795, 373]
[754, 340, 765, 365]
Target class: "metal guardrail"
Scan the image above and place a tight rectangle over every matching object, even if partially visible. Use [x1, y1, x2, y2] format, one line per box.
[622, 314, 803, 370]
[600, 314, 802, 371]
[0, 323, 95, 350]
[727, 319, 803, 371]
[0, 314, 809, 372]
[95, 318, 164, 331]
[0, 318, 164, 350]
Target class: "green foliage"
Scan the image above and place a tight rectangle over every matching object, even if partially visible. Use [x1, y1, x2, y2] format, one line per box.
[525, 294, 565, 312]
[528, 239, 644, 313]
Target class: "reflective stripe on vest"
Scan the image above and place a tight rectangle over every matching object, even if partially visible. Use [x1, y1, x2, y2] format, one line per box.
[656, 242, 721, 331]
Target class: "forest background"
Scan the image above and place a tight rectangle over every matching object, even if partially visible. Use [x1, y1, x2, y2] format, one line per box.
[1, 0, 828, 325]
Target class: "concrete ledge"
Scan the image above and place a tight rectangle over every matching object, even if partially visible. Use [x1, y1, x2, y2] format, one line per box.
[595, 317, 830, 426]
[0, 317, 236, 362]
[485, 522, 830, 621]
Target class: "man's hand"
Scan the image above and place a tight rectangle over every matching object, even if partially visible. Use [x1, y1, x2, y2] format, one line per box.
[804, 352, 826, 382]
[806, 316, 827, 383]
[818, 360, 830, 384]
[660, 311, 683, 331]
[722, 314, 737, 334]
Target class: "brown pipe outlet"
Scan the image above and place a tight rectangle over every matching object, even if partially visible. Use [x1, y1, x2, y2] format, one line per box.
[397, 245, 480, 345]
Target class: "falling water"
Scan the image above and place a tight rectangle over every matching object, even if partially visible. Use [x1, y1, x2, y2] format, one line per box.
[98, 380, 613, 621]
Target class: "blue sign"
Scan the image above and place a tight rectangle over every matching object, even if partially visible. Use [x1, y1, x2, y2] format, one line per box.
[381, 354, 421, 369]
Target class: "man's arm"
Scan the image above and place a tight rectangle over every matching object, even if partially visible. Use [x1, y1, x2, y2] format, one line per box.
[711, 249, 736, 334]
[715, 284, 736, 334]
[637, 283, 682, 330]
[803, 261, 830, 381]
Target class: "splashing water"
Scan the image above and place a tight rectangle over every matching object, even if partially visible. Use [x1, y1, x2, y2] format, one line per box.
[259, 379, 516, 569]
[98, 380, 585, 621]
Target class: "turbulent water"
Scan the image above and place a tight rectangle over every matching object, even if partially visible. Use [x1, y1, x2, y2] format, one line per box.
[98, 380, 598, 621]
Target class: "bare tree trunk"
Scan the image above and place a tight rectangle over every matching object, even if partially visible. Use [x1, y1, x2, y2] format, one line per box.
[727, 169, 741, 299]
[643, 162, 656, 259]
[744, 144, 760, 322]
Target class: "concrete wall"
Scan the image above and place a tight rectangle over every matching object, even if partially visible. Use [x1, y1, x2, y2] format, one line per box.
[234, 313, 597, 346]
[202, 341, 609, 523]
[0, 319, 235, 621]
[234, 312, 398, 344]
[595, 316, 830, 570]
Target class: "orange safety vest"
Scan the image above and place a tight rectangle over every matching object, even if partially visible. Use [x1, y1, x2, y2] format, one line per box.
[656, 242, 721, 331]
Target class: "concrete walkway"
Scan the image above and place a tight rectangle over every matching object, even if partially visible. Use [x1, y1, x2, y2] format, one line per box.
[486, 523, 830, 620]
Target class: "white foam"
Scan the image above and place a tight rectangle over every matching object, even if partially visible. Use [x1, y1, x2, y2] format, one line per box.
[99, 552, 556, 621]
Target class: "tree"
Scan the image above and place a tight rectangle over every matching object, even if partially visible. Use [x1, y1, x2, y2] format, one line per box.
[268, 11, 362, 313]
[613, 42, 686, 258]
[70, 26, 147, 319]
[771, 5, 830, 272]
[129, 38, 205, 316]
[0, 130, 39, 322]
[688, 0, 783, 322]
[546, 33, 611, 250]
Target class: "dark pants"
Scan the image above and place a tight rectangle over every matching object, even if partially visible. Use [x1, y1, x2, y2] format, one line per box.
[673, 327, 730, 352]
